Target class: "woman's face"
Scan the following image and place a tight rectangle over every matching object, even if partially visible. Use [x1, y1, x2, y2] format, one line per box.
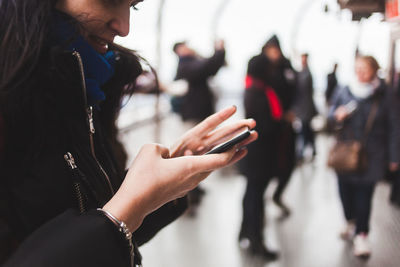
[355, 59, 376, 83]
[56, 0, 143, 54]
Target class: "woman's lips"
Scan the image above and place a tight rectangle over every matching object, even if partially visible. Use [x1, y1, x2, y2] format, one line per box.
[89, 35, 112, 54]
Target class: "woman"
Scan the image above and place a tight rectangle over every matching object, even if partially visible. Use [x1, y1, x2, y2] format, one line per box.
[0, 0, 257, 266]
[329, 56, 400, 258]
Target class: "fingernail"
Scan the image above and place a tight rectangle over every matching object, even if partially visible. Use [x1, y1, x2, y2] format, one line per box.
[196, 146, 205, 152]
[221, 106, 236, 118]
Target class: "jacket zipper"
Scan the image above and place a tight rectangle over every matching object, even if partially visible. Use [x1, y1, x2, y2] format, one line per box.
[72, 51, 137, 266]
[72, 51, 115, 196]
[87, 106, 115, 195]
[64, 152, 86, 213]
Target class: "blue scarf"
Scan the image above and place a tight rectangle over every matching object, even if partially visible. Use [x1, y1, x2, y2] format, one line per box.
[50, 11, 115, 107]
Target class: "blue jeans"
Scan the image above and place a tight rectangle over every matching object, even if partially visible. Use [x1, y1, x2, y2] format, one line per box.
[338, 179, 376, 234]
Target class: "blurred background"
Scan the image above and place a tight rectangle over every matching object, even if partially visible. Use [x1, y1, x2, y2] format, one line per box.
[115, 0, 400, 266]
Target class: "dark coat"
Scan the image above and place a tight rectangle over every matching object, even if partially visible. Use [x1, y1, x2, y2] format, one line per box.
[326, 71, 338, 104]
[293, 67, 317, 122]
[175, 49, 225, 122]
[328, 81, 400, 184]
[240, 54, 296, 180]
[1, 48, 187, 266]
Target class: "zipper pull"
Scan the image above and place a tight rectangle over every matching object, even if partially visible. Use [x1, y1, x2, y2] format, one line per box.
[64, 152, 77, 170]
[87, 106, 95, 134]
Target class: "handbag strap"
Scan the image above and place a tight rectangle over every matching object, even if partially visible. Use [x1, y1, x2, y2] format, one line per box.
[361, 97, 380, 144]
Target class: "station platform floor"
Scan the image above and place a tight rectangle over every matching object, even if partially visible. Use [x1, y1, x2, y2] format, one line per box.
[119, 99, 400, 267]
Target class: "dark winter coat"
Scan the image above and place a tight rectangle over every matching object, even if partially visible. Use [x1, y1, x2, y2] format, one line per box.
[1, 48, 187, 266]
[326, 71, 338, 104]
[293, 67, 317, 122]
[175, 49, 225, 122]
[240, 54, 296, 180]
[328, 81, 400, 184]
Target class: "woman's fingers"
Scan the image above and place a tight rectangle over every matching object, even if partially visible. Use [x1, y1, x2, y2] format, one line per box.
[176, 147, 248, 186]
[173, 146, 238, 175]
[227, 147, 248, 166]
[170, 106, 237, 157]
[205, 119, 256, 147]
[158, 144, 171, 159]
[193, 106, 237, 136]
[141, 143, 170, 159]
[235, 131, 258, 148]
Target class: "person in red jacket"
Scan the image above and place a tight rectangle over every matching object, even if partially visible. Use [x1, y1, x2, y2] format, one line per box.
[239, 35, 297, 261]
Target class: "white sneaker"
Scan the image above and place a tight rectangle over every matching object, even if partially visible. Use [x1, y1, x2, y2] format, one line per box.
[340, 222, 355, 241]
[353, 233, 371, 257]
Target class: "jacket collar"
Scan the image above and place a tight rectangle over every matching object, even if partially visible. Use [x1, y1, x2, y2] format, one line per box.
[49, 10, 115, 107]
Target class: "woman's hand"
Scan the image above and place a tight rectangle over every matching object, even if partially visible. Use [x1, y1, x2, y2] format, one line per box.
[170, 106, 257, 157]
[334, 106, 350, 122]
[103, 129, 257, 232]
[103, 106, 257, 232]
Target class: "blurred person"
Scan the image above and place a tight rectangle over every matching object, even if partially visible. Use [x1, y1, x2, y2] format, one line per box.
[238, 35, 296, 261]
[263, 36, 297, 214]
[0, 0, 258, 266]
[173, 40, 226, 214]
[389, 168, 400, 207]
[173, 40, 226, 122]
[390, 74, 400, 206]
[292, 53, 317, 161]
[328, 55, 400, 258]
[326, 63, 338, 105]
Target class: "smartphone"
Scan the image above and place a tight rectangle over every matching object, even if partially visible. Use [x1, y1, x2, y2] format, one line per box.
[344, 100, 358, 115]
[205, 128, 251, 155]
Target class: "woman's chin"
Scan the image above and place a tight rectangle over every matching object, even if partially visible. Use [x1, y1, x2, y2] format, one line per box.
[94, 44, 108, 55]
[88, 40, 109, 54]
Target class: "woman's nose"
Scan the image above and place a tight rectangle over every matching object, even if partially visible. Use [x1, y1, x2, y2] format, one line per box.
[109, 8, 130, 37]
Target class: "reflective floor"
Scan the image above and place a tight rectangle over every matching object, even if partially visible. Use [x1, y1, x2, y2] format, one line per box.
[119, 100, 400, 267]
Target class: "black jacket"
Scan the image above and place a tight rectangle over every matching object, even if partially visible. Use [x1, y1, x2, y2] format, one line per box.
[1, 48, 187, 266]
[326, 71, 338, 104]
[175, 49, 225, 122]
[240, 54, 296, 179]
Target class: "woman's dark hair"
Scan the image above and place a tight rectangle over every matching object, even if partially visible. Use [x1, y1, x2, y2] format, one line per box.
[0, 0, 58, 96]
[0, 0, 147, 170]
[0, 0, 144, 100]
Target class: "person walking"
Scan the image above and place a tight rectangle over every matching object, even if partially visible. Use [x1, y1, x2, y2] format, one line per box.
[328, 55, 400, 258]
[293, 53, 317, 160]
[264, 36, 297, 215]
[238, 35, 296, 261]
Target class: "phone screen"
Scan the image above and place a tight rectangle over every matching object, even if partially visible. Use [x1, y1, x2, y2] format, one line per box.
[205, 128, 251, 155]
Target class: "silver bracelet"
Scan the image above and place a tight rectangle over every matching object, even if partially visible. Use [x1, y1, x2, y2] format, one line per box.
[97, 208, 132, 240]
